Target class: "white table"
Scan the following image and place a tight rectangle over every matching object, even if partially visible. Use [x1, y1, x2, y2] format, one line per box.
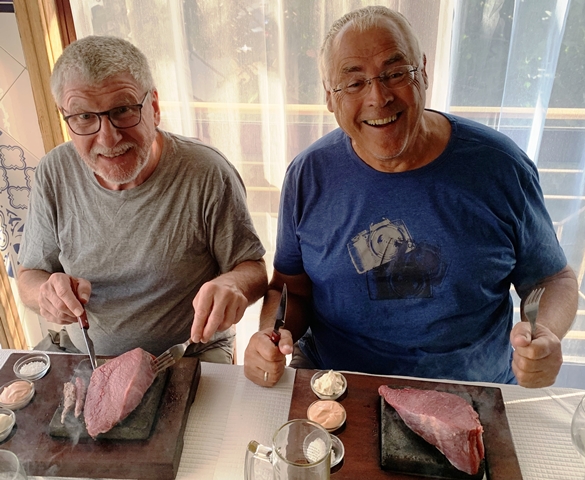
[1, 350, 583, 480]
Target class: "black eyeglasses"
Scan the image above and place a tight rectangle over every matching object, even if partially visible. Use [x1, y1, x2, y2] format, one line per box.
[332, 65, 419, 97]
[62, 91, 150, 136]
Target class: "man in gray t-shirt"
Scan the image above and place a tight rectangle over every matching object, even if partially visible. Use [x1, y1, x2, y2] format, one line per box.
[17, 36, 267, 361]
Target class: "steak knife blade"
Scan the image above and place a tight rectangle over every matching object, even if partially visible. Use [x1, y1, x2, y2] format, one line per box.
[269, 284, 287, 345]
[77, 313, 98, 370]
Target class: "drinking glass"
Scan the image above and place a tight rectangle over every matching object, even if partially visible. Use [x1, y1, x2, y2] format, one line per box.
[0, 450, 26, 480]
[571, 395, 585, 467]
[245, 419, 331, 480]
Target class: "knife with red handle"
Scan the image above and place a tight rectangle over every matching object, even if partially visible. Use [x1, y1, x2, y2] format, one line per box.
[269, 284, 287, 345]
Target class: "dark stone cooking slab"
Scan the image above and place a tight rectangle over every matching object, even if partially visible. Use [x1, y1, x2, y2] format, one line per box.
[0, 352, 201, 480]
[380, 388, 485, 479]
[48, 358, 169, 440]
[289, 369, 523, 480]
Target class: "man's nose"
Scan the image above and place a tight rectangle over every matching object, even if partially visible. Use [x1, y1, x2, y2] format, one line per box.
[95, 114, 123, 146]
[364, 77, 393, 105]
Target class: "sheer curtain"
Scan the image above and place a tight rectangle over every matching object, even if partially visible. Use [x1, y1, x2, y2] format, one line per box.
[67, 0, 585, 364]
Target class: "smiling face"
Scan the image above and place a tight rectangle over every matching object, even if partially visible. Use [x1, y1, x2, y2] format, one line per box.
[324, 17, 430, 171]
[60, 72, 162, 190]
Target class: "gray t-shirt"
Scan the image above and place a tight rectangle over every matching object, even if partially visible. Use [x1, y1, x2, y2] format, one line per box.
[19, 130, 265, 356]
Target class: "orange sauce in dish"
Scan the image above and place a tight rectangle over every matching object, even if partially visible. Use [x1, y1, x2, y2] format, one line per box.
[0, 381, 32, 404]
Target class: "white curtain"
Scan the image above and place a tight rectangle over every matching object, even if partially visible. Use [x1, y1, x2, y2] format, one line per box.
[68, 0, 585, 363]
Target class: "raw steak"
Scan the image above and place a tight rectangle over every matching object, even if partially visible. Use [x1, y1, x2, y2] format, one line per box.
[378, 385, 484, 475]
[84, 348, 156, 438]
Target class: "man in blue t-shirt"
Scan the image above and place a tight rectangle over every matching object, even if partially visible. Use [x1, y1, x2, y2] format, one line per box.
[244, 6, 578, 387]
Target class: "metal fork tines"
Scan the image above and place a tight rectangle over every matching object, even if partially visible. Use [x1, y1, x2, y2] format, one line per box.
[524, 287, 545, 338]
[154, 338, 194, 374]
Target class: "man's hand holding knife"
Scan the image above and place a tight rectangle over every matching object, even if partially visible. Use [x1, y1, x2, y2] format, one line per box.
[244, 283, 294, 387]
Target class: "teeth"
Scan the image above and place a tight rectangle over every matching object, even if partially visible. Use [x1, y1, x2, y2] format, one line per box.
[365, 115, 397, 126]
[97, 147, 130, 158]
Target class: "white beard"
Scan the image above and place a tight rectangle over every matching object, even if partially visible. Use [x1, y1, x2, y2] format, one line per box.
[82, 135, 154, 186]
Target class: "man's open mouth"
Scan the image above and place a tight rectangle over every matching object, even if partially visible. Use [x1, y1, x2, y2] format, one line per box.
[364, 114, 398, 126]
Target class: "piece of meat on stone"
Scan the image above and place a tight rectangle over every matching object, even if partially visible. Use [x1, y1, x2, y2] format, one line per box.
[378, 385, 484, 475]
[61, 382, 76, 423]
[74, 376, 88, 418]
[84, 348, 156, 439]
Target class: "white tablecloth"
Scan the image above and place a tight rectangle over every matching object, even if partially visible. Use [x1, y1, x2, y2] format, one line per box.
[0, 349, 583, 480]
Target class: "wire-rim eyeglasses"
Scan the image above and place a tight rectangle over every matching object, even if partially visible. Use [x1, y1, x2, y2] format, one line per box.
[331, 65, 419, 97]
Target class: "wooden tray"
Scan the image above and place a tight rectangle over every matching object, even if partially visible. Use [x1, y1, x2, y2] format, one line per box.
[0, 352, 201, 480]
[289, 369, 523, 479]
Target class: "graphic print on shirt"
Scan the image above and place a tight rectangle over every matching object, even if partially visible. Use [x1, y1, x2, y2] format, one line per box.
[347, 218, 447, 300]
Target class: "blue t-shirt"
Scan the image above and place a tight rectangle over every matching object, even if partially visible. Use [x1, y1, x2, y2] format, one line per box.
[274, 111, 567, 383]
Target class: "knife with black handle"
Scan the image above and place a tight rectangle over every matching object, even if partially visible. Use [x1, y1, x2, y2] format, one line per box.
[269, 284, 287, 345]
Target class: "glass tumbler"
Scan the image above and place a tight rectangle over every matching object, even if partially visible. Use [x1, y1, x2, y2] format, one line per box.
[0, 450, 26, 480]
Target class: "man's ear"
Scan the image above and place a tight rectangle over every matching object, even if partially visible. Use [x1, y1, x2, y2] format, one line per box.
[324, 81, 334, 113]
[421, 54, 429, 90]
[151, 89, 161, 126]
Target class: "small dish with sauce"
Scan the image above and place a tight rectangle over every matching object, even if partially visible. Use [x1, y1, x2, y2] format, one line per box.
[0, 407, 15, 441]
[14, 352, 51, 381]
[0, 379, 35, 410]
[310, 370, 347, 400]
[307, 399, 347, 433]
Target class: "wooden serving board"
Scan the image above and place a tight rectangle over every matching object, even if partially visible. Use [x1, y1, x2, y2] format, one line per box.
[0, 352, 201, 480]
[289, 369, 523, 480]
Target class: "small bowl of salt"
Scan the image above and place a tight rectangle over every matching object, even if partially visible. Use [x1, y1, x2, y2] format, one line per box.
[13, 352, 50, 381]
[302, 431, 345, 470]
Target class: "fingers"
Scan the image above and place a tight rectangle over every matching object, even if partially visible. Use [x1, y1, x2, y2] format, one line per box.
[191, 281, 247, 343]
[511, 323, 562, 388]
[38, 273, 91, 324]
[244, 330, 289, 387]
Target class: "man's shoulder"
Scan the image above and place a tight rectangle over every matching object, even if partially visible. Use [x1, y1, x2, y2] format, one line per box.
[303, 127, 346, 154]
[443, 112, 522, 151]
[161, 130, 244, 184]
[163, 130, 233, 166]
[440, 112, 537, 178]
[291, 128, 347, 167]
[37, 141, 80, 174]
[43, 141, 78, 160]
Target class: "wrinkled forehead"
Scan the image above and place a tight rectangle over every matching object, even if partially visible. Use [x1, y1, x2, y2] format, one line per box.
[60, 72, 144, 111]
[327, 16, 420, 81]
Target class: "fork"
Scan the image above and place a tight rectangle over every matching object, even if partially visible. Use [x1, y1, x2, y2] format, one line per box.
[523, 287, 545, 338]
[154, 338, 194, 374]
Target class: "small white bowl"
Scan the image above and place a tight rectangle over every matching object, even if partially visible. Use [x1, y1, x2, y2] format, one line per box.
[0, 407, 15, 442]
[310, 370, 347, 400]
[13, 352, 50, 381]
[0, 379, 35, 410]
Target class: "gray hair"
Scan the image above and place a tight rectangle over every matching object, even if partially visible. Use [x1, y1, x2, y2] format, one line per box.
[51, 36, 155, 106]
[319, 6, 422, 87]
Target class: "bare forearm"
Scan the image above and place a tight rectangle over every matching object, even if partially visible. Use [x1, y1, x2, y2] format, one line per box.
[519, 265, 578, 339]
[217, 259, 268, 306]
[16, 267, 51, 314]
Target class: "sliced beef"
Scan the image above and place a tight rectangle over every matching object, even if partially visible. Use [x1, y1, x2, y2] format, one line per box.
[74, 376, 88, 418]
[378, 385, 484, 475]
[61, 382, 76, 423]
[84, 348, 156, 439]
